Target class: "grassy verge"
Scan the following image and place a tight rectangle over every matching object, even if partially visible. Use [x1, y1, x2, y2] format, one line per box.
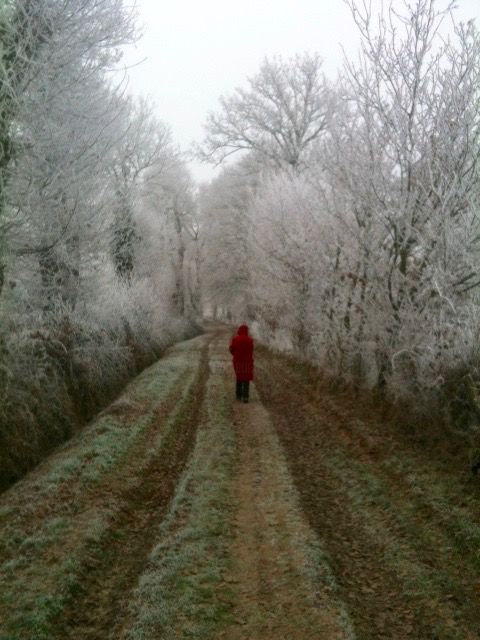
[0, 336, 207, 640]
[322, 450, 480, 638]
[122, 346, 237, 640]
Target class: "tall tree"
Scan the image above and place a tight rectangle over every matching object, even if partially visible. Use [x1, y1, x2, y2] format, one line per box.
[198, 157, 260, 320]
[143, 159, 199, 317]
[4, 0, 137, 309]
[110, 99, 173, 284]
[199, 53, 331, 171]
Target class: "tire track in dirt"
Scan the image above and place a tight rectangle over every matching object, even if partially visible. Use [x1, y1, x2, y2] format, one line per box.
[255, 352, 461, 639]
[257, 351, 480, 637]
[0, 354, 194, 555]
[55, 333, 215, 640]
[314, 396, 480, 632]
[119, 332, 238, 639]
[216, 384, 352, 640]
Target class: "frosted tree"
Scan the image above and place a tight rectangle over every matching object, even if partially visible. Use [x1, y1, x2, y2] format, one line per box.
[0, 0, 199, 485]
[198, 0, 480, 419]
[199, 53, 332, 172]
[335, 0, 480, 392]
[0, 0, 52, 292]
[3, 0, 138, 310]
[109, 99, 174, 284]
[246, 172, 327, 356]
[198, 156, 262, 320]
[141, 157, 201, 318]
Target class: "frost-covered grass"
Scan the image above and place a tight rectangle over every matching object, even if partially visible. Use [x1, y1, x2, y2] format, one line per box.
[322, 449, 480, 639]
[0, 335, 206, 640]
[258, 423, 356, 640]
[0, 298, 200, 492]
[325, 433, 480, 574]
[123, 346, 355, 640]
[122, 351, 237, 640]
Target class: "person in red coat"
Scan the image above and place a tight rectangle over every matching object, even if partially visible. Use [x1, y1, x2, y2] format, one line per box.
[229, 324, 254, 403]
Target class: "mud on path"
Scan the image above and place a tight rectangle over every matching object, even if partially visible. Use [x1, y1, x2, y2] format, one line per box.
[217, 388, 349, 640]
[57, 336, 212, 639]
[255, 347, 480, 640]
[0, 333, 214, 639]
[3, 326, 480, 640]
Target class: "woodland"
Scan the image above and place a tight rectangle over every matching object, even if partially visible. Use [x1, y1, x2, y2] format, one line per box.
[2, 0, 480, 488]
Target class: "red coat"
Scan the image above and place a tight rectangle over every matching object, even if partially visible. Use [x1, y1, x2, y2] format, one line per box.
[229, 325, 254, 381]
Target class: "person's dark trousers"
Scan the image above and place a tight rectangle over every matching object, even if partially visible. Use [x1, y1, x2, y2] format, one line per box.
[236, 380, 250, 402]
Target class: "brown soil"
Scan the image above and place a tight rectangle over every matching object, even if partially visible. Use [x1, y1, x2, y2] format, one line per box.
[55, 335, 213, 639]
[217, 387, 348, 640]
[255, 348, 480, 640]
[3, 327, 480, 640]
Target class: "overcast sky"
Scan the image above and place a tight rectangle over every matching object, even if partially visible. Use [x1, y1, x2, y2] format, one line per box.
[121, 0, 480, 184]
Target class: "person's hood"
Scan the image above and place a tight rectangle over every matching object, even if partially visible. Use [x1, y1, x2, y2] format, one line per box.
[237, 325, 249, 336]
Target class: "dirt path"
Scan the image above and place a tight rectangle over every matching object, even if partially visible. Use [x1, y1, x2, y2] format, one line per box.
[217, 386, 350, 639]
[57, 336, 212, 639]
[0, 334, 212, 639]
[2, 327, 480, 640]
[255, 347, 480, 640]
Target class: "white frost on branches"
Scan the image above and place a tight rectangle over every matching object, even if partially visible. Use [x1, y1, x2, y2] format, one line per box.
[199, 0, 480, 419]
